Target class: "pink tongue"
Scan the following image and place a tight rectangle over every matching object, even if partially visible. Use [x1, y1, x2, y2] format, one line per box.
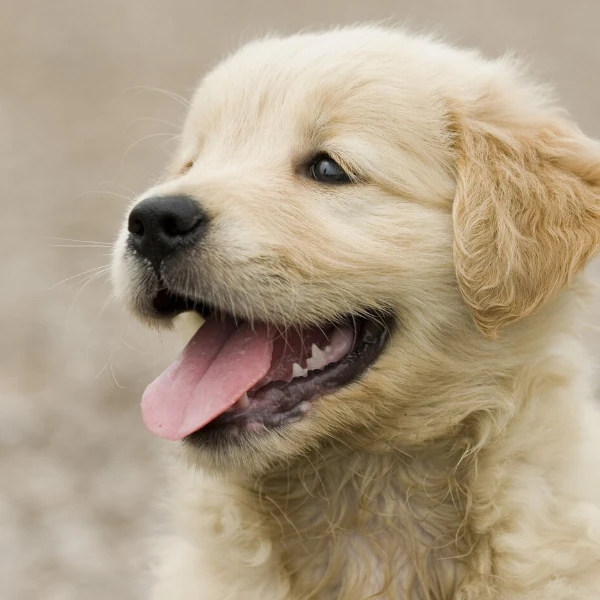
[141, 316, 274, 441]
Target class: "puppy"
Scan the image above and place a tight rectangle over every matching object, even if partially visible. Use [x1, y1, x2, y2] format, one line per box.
[113, 26, 600, 599]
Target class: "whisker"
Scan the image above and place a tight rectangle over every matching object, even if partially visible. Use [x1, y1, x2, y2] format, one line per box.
[45, 265, 109, 291]
[46, 237, 112, 246]
[121, 338, 154, 356]
[123, 85, 190, 108]
[67, 267, 110, 291]
[109, 352, 126, 389]
[120, 132, 181, 168]
[96, 180, 139, 196]
[87, 291, 115, 337]
[66, 268, 111, 330]
[94, 354, 111, 380]
[49, 244, 113, 249]
[76, 189, 134, 203]
[125, 116, 180, 131]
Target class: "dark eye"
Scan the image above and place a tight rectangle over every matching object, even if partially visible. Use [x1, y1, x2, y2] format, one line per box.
[309, 155, 351, 184]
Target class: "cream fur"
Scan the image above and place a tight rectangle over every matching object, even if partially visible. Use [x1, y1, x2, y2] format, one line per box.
[112, 27, 600, 599]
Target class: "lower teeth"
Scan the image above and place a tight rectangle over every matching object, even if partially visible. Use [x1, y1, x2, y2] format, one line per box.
[290, 343, 331, 380]
[292, 362, 309, 378]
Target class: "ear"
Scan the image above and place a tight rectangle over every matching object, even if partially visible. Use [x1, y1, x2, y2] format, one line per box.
[453, 101, 600, 338]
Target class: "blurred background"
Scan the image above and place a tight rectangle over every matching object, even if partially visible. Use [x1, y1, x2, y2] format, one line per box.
[2, 1, 599, 598]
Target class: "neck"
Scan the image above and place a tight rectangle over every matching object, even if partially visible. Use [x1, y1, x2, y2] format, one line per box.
[254, 440, 472, 599]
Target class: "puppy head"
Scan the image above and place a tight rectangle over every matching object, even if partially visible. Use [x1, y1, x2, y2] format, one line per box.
[113, 28, 600, 474]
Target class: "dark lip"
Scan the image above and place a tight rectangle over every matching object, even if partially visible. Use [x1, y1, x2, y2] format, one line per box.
[151, 287, 214, 319]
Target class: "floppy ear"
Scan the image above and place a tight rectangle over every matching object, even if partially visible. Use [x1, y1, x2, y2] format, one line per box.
[453, 102, 600, 338]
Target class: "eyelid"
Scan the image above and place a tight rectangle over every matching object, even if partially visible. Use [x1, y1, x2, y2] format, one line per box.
[180, 160, 194, 175]
[316, 151, 361, 184]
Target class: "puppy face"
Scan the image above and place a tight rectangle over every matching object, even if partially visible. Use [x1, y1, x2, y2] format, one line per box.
[113, 28, 600, 473]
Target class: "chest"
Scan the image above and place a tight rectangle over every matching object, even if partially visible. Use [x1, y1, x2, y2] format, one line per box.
[279, 510, 463, 600]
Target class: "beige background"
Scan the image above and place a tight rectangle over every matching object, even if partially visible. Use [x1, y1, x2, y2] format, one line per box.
[2, 1, 599, 599]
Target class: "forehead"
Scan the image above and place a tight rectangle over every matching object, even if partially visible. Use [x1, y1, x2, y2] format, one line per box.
[178, 29, 458, 201]
[186, 30, 451, 146]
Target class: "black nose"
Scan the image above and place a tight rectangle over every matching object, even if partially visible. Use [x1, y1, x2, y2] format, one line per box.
[127, 195, 206, 269]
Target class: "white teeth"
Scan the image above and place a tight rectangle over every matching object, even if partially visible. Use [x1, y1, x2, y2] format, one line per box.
[306, 343, 327, 371]
[291, 344, 328, 380]
[311, 343, 325, 364]
[238, 393, 250, 408]
[292, 362, 308, 378]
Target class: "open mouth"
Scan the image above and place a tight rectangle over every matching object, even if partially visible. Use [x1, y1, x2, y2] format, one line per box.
[141, 289, 393, 442]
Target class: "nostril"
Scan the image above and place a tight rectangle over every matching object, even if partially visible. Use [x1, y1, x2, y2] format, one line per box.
[163, 217, 178, 237]
[128, 215, 145, 237]
[163, 212, 202, 237]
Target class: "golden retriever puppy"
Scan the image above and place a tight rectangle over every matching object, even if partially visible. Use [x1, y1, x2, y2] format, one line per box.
[113, 26, 600, 599]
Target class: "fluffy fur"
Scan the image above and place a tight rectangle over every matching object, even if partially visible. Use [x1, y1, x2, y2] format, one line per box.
[113, 27, 600, 599]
